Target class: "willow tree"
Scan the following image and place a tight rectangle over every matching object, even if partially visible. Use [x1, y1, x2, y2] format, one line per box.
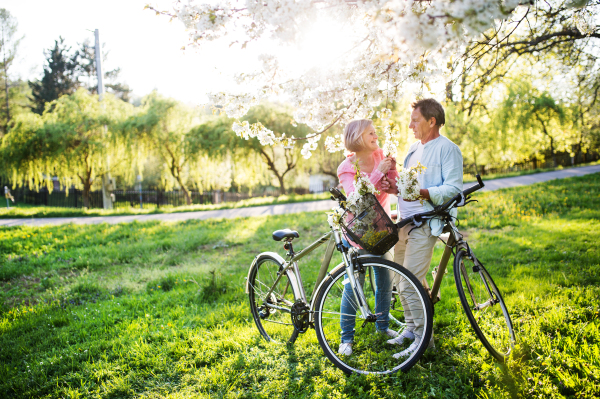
[497, 80, 571, 167]
[192, 104, 313, 195]
[122, 93, 206, 205]
[0, 88, 133, 207]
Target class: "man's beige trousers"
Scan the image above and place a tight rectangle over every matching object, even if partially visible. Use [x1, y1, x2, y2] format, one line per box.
[394, 223, 437, 339]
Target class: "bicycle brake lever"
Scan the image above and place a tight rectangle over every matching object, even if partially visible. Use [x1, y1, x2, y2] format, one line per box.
[464, 200, 478, 206]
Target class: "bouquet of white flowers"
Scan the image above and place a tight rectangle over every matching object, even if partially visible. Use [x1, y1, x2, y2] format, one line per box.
[396, 162, 427, 203]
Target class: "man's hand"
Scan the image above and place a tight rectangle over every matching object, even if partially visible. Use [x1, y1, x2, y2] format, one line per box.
[403, 189, 430, 202]
[380, 176, 398, 194]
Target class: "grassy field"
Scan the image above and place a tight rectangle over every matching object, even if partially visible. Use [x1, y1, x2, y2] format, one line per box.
[0, 174, 599, 398]
[0, 192, 331, 219]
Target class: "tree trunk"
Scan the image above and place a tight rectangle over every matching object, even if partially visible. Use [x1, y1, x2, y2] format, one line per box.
[79, 161, 93, 208]
[260, 148, 290, 196]
[173, 171, 192, 205]
[534, 113, 556, 168]
[550, 136, 557, 167]
[276, 175, 286, 196]
[82, 178, 91, 208]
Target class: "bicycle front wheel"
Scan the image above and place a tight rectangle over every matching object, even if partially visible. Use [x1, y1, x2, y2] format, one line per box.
[313, 258, 433, 375]
[248, 254, 300, 344]
[454, 249, 515, 361]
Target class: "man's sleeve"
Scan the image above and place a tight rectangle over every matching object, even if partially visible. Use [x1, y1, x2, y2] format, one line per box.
[427, 145, 463, 206]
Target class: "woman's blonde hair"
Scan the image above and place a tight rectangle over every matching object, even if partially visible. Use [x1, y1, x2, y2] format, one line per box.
[343, 119, 373, 152]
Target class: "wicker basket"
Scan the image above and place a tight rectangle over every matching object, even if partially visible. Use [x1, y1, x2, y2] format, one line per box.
[341, 193, 398, 255]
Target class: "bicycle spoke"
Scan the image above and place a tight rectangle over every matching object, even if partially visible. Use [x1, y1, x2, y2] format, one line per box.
[248, 257, 298, 343]
[455, 251, 515, 361]
[314, 262, 433, 374]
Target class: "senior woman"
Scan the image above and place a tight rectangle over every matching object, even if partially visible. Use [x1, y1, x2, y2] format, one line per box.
[336, 119, 400, 356]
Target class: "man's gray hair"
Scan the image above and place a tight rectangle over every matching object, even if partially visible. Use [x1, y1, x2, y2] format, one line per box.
[412, 98, 445, 127]
[343, 119, 374, 152]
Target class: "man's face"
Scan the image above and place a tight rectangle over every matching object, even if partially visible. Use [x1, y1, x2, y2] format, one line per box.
[408, 108, 433, 141]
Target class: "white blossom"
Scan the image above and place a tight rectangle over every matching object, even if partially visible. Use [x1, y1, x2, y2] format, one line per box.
[396, 162, 427, 202]
[324, 135, 345, 153]
[167, 0, 527, 151]
[381, 124, 399, 158]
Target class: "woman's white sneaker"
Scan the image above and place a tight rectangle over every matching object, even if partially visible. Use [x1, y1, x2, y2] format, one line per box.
[338, 343, 353, 356]
[386, 329, 415, 345]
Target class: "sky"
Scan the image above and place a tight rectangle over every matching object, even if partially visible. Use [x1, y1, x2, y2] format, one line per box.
[4, 0, 254, 105]
[4, 0, 442, 108]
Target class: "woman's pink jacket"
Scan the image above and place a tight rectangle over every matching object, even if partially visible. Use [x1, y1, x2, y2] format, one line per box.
[337, 148, 399, 217]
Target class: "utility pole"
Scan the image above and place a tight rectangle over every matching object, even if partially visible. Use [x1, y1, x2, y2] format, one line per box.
[95, 29, 113, 209]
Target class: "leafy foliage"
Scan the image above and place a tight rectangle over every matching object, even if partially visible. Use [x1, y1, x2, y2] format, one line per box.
[0, 89, 134, 207]
[28, 38, 80, 115]
[0, 8, 25, 136]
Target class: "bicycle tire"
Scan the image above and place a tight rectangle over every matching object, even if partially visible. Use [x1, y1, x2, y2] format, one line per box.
[313, 258, 433, 374]
[248, 254, 300, 344]
[454, 249, 515, 362]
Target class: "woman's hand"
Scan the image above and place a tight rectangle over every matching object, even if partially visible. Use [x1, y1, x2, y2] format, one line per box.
[377, 157, 394, 174]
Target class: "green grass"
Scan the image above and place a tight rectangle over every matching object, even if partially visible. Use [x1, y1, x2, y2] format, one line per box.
[1, 174, 599, 398]
[0, 192, 331, 219]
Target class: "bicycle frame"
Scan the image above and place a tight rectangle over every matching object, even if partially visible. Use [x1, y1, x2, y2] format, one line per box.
[428, 219, 485, 305]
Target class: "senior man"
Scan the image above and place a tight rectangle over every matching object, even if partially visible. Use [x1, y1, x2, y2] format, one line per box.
[384, 98, 463, 358]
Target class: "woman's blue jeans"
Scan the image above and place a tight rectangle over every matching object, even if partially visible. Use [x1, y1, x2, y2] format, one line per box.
[340, 247, 394, 343]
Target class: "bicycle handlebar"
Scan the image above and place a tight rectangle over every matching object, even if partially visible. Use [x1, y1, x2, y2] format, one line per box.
[329, 187, 347, 203]
[396, 174, 485, 228]
[463, 174, 485, 196]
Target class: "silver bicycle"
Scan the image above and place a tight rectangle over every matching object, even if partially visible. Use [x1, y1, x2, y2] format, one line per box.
[246, 188, 433, 375]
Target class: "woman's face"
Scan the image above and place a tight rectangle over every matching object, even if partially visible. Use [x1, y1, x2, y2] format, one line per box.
[361, 125, 379, 152]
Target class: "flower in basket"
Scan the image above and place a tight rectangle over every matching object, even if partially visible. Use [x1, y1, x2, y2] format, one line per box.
[396, 162, 427, 203]
[327, 207, 344, 230]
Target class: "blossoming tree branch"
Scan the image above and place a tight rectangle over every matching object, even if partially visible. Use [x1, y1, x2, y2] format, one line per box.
[149, 0, 594, 159]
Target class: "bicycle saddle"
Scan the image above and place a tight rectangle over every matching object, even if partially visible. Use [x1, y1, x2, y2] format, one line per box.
[272, 229, 299, 241]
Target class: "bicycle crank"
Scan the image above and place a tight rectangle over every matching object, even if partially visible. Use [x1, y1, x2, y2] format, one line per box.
[291, 300, 311, 333]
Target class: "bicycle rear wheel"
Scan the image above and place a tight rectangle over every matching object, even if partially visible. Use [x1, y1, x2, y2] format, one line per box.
[454, 249, 515, 361]
[248, 254, 300, 344]
[313, 258, 433, 374]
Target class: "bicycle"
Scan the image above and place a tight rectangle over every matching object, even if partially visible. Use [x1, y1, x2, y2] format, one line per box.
[396, 175, 516, 362]
[246, 175, 515, 375]
[246, 190, 434, 375]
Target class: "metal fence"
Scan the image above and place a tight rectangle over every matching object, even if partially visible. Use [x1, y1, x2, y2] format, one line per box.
[1, 185, 312, 210]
